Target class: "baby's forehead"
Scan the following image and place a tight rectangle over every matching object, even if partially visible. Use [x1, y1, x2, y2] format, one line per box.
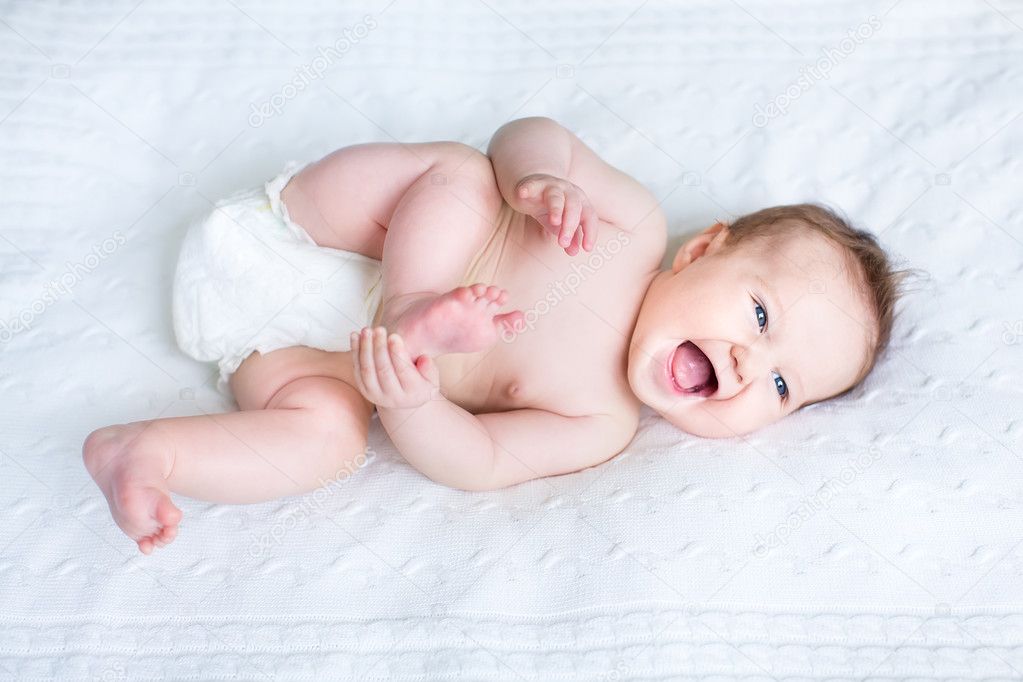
[737, 226, 860, 287]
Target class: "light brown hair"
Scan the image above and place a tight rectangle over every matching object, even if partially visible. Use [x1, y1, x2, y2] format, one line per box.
[722, 203, 909, 403]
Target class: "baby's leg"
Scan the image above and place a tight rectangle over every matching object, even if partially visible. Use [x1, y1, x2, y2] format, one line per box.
[281, 141, 523, 357]
[279, 141, 456, 260]
[83, 347, 371, 554]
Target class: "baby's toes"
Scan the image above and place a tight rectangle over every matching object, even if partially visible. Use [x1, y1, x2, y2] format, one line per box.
[138, 516, 179, 553]
[150, 522, 177, 548]
[161, 524, 179, 543]
[469, 283, 488, 298]
[494, 310, 525, 333]
[112, 486, 158, 536]
[452, 287, 475, 304]
[155, 495, 182, 528]
[474, 286, 505, 309]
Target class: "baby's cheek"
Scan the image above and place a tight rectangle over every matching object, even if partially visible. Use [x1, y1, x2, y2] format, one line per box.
[678, 393, 778, 438]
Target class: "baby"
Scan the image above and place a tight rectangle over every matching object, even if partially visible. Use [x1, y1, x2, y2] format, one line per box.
[83, 116, 904, 554]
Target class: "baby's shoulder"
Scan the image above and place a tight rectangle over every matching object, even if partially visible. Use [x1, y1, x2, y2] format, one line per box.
[600, 202, 668, 271]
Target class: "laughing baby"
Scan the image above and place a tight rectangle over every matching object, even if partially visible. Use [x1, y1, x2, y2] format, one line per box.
[83, 117, 904, 553]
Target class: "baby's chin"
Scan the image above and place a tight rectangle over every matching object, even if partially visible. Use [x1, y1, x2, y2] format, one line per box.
[675, 399, 795, 438]
[627, 365, 775, 438]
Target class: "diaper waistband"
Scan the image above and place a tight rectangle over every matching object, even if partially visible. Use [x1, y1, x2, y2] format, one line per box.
[265, 160, 316, 246]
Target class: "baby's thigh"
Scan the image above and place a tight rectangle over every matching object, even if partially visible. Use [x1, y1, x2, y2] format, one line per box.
[281, 141, 497, 260]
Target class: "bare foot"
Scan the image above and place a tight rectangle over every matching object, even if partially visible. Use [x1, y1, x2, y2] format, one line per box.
[385, 284, 524, 358]
[82, 423, 182, 555]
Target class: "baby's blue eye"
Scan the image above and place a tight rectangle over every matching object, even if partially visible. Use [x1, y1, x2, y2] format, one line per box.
[754, 301, 767, 332]
[753, 297, 786, 401]
[772, 371, 788, 399]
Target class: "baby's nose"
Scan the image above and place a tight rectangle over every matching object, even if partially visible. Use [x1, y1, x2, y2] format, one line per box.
[732, 342, 769, 386]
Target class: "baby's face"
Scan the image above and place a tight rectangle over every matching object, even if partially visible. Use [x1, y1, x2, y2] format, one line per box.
[627, 222, 874, 438]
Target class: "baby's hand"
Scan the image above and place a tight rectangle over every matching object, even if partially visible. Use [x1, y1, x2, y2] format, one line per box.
[514, 173, 598, 256]
[350, 327, 441, 410]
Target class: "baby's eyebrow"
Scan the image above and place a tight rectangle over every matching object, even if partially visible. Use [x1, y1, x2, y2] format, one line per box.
[754, 274, 781, 313]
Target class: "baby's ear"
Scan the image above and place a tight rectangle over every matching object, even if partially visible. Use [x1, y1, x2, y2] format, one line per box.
[672, 221, 729, 273]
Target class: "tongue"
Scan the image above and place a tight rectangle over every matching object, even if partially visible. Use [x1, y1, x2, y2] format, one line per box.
[672, 341, 712, 390]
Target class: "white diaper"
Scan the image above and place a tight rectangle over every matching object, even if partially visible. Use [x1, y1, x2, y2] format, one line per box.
[172, 161, 383, 393]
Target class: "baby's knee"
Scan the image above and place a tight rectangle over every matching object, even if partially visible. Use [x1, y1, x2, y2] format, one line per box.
[308, 401, 372, 480]
[272, 377, 371, 439]
[431, 144, 501, 206]
[315, 395, 369, 441]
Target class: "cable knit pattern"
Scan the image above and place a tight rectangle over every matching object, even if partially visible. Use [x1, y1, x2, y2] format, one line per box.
[0, 0, 1021, 678]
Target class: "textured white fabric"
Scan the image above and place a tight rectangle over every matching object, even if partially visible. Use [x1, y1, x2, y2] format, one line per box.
[1, 0, 1022, 679]
[172, 161, 383, 392]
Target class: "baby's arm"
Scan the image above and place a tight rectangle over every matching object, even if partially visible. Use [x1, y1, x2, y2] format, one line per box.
[350, 328, 634, 490]
[387, 398, 633, 491]
[488, 116, 666, 237]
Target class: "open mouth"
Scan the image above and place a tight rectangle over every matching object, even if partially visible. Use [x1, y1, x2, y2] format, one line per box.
[667, 341, 718, 398]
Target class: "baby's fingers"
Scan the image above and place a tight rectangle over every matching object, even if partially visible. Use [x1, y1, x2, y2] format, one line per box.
[544, 186, 565, 226]
[559, 195, 583, 249]
[349, 332, 366, 395]
[515, 174, 540, 198]
[388, 334, 420, 390]
[580, 202, 598, 252]
[517, 176, 541, 201]
[566, 225, 583, 256]
[353, 329, 380, 397]
[372, 328, 402, 395]
[389, 335, 438, 390]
